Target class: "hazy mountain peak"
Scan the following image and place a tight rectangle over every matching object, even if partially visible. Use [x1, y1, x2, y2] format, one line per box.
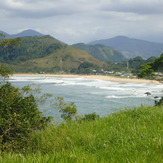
[0, 29, 44, 38]
[11, 29, 44, 38]
[89, 36, 163, 58]
[0, 31, 11, 38]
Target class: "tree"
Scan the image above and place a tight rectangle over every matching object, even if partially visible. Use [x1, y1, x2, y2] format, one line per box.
[78, 62, 98, 74]
[0, 64, 12, 78]
[55, 97, 77, 121]
[0, 33, 19, 77]
[0, 83, 52, 151]
[151, 54, 163, 72]
[137, 54, 163, 81]
[155, 97, 163, 106]
[0, 35, 53, 151]
[82, 112, 100, 121]
[137, 64, 155, 79]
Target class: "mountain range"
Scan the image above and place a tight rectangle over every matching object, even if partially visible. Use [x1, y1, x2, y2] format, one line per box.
[89, 36, 163, 59]
[0, 29, 43, 38]
[1, 30, 163, 59]
[0, 29, 127, 64]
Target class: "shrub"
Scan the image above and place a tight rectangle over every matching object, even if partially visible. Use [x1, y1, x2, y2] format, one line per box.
[82, 112, 100, 121]
[55, 97, 77, 121]
[0, 83, 52, 151]
[155, 96, 163, 106]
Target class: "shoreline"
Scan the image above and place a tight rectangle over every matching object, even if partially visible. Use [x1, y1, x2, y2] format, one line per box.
[11, 74, 162, 85]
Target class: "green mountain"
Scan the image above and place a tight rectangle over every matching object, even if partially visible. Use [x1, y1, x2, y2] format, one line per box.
[89, 36, 163, 59]
[73, 43, 126, 63]
[0, 35, 104, 73]
[0, 35, 66, 63]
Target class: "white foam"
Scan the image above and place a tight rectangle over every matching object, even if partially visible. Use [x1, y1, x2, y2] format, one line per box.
[9, 76, 163, 97]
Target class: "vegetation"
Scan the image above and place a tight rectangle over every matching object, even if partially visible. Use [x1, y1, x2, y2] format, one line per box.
[127, 56, 156, 74]
[89, 35, 163, 59]
[0, 35, 66, 64]
[155, 97, 163, 106]
[138, 54, 163, 81]
[0, 105, 162, 162]
[0, 64, 12, 78]
[0, 34, 16, 77]
[0, 35, 104, 73]
[0, 34, 160, 75]
[0, 83, 52, 151]
[55, 97, 77, 121]
[73, 43, 127, 63]
[0, 32, 163, 162]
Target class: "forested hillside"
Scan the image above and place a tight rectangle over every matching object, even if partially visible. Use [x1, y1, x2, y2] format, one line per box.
[0, 35, 66, 64]
[0, 35, 104, 73]
[73, 43, 126, 63]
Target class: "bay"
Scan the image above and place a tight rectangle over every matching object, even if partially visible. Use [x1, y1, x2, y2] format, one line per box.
[8, 76, 163, 122]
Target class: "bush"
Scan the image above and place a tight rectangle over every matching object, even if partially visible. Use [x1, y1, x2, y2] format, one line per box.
[155, 96, 163, 106]
[55, 97, 77, 121]
[82, 112, 100, 121]
[0, 83, 52, 151]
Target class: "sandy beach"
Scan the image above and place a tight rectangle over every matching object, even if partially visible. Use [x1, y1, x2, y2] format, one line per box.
[12, 74, 162, 85]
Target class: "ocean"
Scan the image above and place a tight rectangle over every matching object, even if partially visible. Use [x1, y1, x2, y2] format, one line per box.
[8, 76, 163, 122]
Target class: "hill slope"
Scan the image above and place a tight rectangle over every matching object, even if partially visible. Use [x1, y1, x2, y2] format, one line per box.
[12, 46, 104, 73]
[0, 35, 66, 63]
[0, 35, 104, 73]
[89, 36, 163, 58]
[73, 43, 126, 63]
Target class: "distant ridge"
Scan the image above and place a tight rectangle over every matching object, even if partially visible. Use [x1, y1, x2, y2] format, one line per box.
[0, 29, 44, 38]
[73, 43, 126, 63]
[0, 31, 11, 38]
[89, 36, 163, 58]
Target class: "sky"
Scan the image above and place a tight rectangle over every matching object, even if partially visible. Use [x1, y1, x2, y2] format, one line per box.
[0, 0, 163, 44]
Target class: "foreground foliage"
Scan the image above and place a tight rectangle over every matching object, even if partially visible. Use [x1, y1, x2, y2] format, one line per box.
[0, 105, 162, 162]
[0, 83, 52, 151]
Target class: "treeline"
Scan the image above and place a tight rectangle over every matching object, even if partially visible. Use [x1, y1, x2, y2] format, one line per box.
[138, 54, 163, 80]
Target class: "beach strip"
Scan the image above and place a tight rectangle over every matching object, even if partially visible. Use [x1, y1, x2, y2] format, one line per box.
[12, 74, 162, 85]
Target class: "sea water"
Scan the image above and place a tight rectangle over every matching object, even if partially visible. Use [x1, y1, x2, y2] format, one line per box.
[8, 76, 163, 122]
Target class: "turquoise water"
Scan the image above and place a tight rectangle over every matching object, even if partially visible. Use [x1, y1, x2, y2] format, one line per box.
[9, 76, 163, 122]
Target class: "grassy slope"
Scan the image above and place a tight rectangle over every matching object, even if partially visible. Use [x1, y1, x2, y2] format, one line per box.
[1, 105, 162, 162]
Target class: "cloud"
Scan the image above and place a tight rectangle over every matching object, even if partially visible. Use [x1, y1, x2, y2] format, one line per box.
[100, 0, 163, 15]
[0, 0, 76, 18]
[0, 0, 163, 44]
[1, 0, 163, 18]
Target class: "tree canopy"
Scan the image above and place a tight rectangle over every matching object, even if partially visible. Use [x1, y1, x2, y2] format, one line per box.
[0, 83, 52, 151]
[138, 54, 163, 81]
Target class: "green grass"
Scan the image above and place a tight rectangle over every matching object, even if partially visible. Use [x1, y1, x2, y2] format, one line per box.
[0, 105, 163, 162]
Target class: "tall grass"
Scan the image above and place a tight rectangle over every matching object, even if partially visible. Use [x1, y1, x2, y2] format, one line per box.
[0, 105, 162, 163]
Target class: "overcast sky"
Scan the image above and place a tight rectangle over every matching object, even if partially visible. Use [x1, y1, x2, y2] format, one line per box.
[0, 0, 163, 44]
